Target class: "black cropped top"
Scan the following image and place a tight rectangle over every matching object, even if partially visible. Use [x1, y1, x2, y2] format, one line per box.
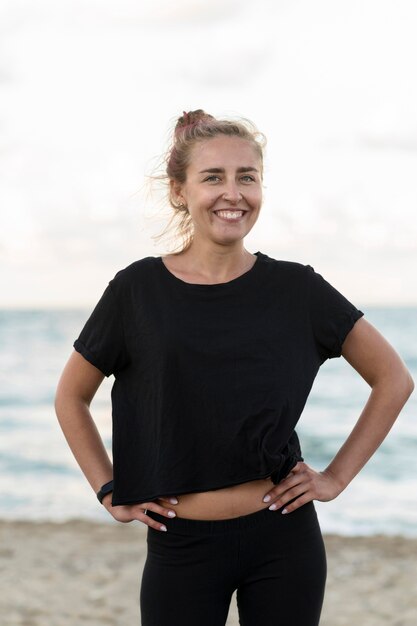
[73, 251, 364, 506]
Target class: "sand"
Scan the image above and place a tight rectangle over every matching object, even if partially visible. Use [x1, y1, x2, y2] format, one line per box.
[1, 519, 416, 625]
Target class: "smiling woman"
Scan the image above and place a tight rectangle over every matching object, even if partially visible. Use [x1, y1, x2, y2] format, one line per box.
[167, 135, 263, 273]
[153, 109, 266, 258]
[55, 109, 414, 626]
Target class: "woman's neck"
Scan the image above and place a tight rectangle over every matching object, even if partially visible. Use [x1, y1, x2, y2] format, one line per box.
[167, 242, 256, 284]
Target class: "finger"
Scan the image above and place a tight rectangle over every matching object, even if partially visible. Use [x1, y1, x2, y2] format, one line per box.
[281, 493, 312, 515]
[134, 501, 177, 522]
[132, 506, 169, 532]
[139, 512, 168, 532]
[268, 485, 307, 510]
[143, 502, 176, 518]
[262, 474, 305, 503]
[141, 513, 168, 532]
[290, 461, 307, 473]
[157, 496, 179, 505]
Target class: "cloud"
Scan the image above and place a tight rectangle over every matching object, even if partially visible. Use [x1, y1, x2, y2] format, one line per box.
[1, 0, 417, 305]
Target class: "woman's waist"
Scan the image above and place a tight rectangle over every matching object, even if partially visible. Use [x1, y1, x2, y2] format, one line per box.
[167, 477, 275, 520]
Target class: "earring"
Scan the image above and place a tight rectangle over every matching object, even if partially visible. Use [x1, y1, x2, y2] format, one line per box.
[177, 202, 188, 211]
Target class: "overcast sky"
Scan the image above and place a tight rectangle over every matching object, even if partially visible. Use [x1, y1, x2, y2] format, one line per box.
[1, 0, 416, 307]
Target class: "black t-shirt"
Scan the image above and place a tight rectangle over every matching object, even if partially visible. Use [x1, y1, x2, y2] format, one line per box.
[74, 251, 364, 506]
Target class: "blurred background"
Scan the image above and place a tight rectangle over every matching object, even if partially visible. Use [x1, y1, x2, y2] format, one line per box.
[0, 0, 416, 534]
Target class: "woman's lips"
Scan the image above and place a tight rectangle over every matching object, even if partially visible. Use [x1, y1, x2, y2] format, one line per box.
[213, 210, 246, 221]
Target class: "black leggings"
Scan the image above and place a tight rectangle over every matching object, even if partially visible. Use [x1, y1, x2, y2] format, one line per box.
[140, 501, 327, 626]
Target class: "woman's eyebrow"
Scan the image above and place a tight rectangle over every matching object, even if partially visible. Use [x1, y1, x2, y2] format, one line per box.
[198, 167, 259, 174]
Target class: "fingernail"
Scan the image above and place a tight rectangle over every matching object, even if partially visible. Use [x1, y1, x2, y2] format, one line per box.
[168, 511, 176, 517]
[160, 525, 167, 532]
[169, 498, 178, 504]
[269, 503, 277, 510]
[263, 495, 271, 503]
[282, 508, 288, 515]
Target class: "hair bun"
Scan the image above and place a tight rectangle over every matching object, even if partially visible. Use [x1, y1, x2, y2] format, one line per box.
[176, 109, 214, 129]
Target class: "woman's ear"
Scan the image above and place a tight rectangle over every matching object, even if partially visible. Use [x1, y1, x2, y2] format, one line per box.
[170, 179, 184, 206]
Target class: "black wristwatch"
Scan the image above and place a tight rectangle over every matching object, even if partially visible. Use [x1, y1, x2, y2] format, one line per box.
[97, 480, 114, 504]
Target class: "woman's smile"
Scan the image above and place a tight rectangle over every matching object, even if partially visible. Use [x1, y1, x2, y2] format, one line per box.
[173, 135, 263, 246]
[213, 209, 248, 221]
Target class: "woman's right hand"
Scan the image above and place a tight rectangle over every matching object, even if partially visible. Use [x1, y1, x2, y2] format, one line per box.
[102, 494, 179, 531]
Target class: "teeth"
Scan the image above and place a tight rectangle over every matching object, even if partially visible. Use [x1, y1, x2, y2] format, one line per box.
[215, 211, 244, 219]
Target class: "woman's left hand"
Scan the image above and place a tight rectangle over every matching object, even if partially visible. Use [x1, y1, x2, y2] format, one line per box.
[262, 462, 344, 514]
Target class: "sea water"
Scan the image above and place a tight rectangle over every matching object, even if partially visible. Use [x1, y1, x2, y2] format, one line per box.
[0, 307, 416, 535]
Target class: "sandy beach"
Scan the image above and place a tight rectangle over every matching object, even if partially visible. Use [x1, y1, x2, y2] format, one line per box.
[1, 519, 416, 626]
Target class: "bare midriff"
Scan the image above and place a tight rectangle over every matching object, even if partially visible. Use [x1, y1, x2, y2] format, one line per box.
[169, 477, 276, 520]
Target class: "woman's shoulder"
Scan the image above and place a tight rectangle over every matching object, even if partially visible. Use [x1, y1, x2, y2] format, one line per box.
[257, 251, 311, 277]
[109, 256, 161, 290]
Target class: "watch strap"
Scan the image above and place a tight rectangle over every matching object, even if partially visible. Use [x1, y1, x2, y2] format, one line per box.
[97, 480, 114, 504]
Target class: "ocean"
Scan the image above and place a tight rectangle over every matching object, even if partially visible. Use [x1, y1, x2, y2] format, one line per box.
[0, 307, 416, 536]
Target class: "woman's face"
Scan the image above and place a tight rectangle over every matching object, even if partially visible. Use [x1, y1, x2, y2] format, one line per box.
[174, 135, 263, 248]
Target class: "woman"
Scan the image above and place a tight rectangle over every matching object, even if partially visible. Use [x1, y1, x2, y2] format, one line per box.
[55, 110, 414, 626]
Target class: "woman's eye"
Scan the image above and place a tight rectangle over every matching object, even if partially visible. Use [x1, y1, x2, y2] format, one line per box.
[204, 175, 221, 182]
[241, 175, 255, 182]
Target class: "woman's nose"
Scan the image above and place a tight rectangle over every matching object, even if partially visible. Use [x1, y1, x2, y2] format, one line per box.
[222, 184, 242, 204]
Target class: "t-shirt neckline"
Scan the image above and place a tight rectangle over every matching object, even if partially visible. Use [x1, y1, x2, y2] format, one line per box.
[157, 251, 265, 288]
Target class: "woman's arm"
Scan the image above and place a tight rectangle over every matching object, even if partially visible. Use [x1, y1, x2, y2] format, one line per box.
[55, 351, 177, 531]
[262, 317, 415, 513]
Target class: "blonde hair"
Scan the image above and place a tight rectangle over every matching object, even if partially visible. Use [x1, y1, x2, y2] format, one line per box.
[151, 109, 266, 255]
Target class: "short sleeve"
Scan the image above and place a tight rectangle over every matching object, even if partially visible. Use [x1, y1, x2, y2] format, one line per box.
[306, 265, 364, 362]
[73, 282, 129, 377]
